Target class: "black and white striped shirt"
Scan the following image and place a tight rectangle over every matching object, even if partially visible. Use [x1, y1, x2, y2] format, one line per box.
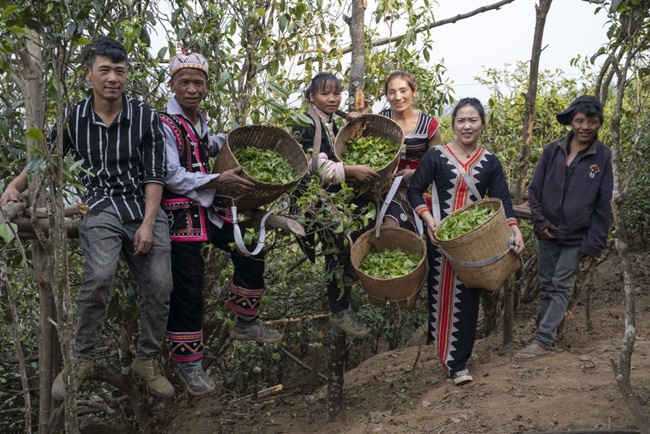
[48, 94, 166, 222]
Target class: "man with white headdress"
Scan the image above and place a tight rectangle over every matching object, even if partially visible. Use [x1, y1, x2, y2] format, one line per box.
[160, 51, 282, 396]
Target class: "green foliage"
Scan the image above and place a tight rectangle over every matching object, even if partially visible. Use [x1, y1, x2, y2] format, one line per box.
[359, 300, 427, 352]
[342, 135, 398, 169]
[0, 0, 648, 432]
[0, 223, 17, 243]
[292, 177, 377, 239]
[436, 206, 496, 241]
[607, 75, 650, 244]
[232, 146, 298, 183]
[471, 62, 581, 181]
[365, 53, 454, 118]
[358, 248, 420, 279]
[219, 340, 284, 393]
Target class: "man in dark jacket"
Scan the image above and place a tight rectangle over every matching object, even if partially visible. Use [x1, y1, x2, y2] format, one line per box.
[516, 95, 613, 360]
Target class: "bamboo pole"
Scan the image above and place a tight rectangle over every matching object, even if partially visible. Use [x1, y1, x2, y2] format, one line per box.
[14, 217, 79, 239]
[24, 203, 89, 218]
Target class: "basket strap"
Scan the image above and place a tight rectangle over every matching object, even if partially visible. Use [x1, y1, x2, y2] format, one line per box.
[439, 235, 520, 268]
[414, 208, 424, 236]
[307, 104, 322, 176]
[375, 175, 403, 237]
[430, 179, 441, 226]
[231, 205, 277, 257]
[435, 145, 482, 201]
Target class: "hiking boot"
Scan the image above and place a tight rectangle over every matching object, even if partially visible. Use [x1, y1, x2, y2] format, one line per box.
[230, 318, 283, 344]
[178, 363, 216, 397]
[330, 309, 370, 337]
[447, 369, 473, 386]
[51, 358, 95, 401]
[131, 358, 174, 398]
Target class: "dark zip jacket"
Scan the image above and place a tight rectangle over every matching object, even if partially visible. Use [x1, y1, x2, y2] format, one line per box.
[528, 132, 613, 257]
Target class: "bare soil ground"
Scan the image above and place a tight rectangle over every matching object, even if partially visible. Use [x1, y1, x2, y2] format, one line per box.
[165, 251, 650, 434]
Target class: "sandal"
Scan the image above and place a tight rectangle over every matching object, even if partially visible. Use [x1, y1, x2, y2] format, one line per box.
[515, 343, 551, 361]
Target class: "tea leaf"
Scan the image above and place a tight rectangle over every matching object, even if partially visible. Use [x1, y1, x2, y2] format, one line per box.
[342, 136, 397, 170]
[359, 248, 421, 279]
[233, 146, 298, 184]
[436, 205, 496, 241]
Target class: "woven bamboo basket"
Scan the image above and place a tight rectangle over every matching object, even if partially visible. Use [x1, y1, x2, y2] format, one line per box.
[434, 198, 521, 291]
[334, 114, 404, 198]
[213, 125, 309, 213]
[351, 226, 428, 310]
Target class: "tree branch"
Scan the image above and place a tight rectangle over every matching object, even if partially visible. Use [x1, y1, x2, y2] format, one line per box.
[368, 0, 518, 49]
[280, 348, 327, 381]
[299, 0, 518, 65]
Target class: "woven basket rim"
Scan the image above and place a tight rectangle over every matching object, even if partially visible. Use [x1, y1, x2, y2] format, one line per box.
[333, 114, 404, 169]
[434, 197, 504, 243]
[351, 227, 427, 281]
[223, 125, 308, 186]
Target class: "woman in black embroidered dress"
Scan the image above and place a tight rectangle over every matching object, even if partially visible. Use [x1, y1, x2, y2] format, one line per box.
[407, 98, 524, 385]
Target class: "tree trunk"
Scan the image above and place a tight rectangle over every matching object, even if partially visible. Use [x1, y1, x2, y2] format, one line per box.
[310, 318, 326, 392]
[504, 0, 552, 347]
[0, 258, 32, 434]
[327, 327, 346, 420]
[40, 39, 80, 433]
[500, 275, 514, 346]
[347, 0, 366, 112]
[600, 9, 650, 430]
[609, 61, 650, 434]
[17, 30, 59, 434]
[325, 0, 368, 420]
[514, 0, 552, 204]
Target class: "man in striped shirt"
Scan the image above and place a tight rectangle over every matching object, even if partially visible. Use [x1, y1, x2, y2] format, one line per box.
[1, 36, 175, 399]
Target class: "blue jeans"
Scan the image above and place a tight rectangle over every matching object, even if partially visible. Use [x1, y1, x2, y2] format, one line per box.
[534, 240, 581, 348]
[74, 207, 172, 359]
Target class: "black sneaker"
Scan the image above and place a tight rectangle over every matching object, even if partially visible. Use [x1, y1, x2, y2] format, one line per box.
[447, 369, 473, 386]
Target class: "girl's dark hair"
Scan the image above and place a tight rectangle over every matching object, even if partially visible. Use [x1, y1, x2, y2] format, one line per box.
[451, 97, 486, 125]
[383, 71, 417, 95]
[82, 36, 128, 68]
[304, 73, 342, 100]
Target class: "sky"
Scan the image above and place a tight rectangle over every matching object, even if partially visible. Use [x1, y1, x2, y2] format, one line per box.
[423, 0, 610, 102]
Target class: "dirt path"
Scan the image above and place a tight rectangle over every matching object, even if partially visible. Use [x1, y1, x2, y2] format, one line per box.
[167, 252, 649, 433]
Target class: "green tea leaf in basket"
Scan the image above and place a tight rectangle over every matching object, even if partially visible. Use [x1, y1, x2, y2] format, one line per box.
[342, 135, 397, 170]
[233, 146, 298, 183]
[359, 248, 421, 279]
[436, 206, 496, 241]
